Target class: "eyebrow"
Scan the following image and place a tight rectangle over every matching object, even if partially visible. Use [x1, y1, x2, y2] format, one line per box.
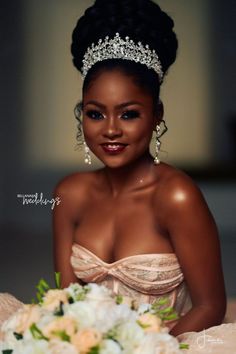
[84, 100, 143, 109]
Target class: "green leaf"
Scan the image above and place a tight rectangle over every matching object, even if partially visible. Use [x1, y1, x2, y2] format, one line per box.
[105, 328, 118, 341]
[88, 346, 100, 354]
[34, 278, 51, 304]
[115, 295, 123, 304]
[55, 272, 61, 289]
[179, 343, 189, 349]
[162, 313, 179, 321]
[54, 301, 64, 316]
[68, 296, 74, 304]
[2, 350, 13, 354]
[136, 320, 150, 329]
[13, 332, 23, 340]
[30, 323, 48, 341]
[152, 297, 169, 306]
[53, 330, 70, 342]
[36, 279, 50, 294]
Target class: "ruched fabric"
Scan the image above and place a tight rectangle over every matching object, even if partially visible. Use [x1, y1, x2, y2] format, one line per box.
[71, 243, 236, 353]
[71, 243, 191, 317]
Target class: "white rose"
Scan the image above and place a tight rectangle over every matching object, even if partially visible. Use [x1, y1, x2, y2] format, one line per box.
[64, 302, 95, 328]
[86, 283, 112, 301]
[100, 339, 122, 354]
[116, 321, 145, 351]
[135, 332, 181, 354]
[65, 283, 84, 301]
[17, 339, 49, 354]
[112, 303, 136, 322]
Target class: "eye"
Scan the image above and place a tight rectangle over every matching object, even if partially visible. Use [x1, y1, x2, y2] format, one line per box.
[121, 110, 140, 120]
[85, 110, 104, 120]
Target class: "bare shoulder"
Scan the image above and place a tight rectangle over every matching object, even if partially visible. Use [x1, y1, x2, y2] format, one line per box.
[53, 169, 101, 204]
[156, 162, 207, 209]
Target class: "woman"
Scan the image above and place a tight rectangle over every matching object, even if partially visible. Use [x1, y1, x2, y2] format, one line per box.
[1, 0, 235, 352]
[52, 0, 232, 344]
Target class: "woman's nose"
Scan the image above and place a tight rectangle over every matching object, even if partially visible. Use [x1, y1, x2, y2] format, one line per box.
[103, 118, 122, 139]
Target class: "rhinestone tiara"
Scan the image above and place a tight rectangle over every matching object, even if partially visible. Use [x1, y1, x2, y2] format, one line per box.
[81, 32, 164, 82]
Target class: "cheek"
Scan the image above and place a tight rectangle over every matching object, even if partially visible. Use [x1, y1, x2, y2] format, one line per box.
[126, 123, 153, 145]
[82, 120, 100, 141]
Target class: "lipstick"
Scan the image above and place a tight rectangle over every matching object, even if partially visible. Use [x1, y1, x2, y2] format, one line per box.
[101, 143, 127, 154]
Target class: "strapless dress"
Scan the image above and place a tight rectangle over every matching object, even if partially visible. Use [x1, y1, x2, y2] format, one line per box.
[71, 243, 192, 320]
[70, 244, 236, 353]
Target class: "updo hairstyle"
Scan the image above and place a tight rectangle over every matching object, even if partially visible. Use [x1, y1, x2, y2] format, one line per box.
[71, 0, 178, 144]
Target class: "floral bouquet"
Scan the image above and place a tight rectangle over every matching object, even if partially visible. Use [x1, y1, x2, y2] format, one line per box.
[0, 274, 187, 354]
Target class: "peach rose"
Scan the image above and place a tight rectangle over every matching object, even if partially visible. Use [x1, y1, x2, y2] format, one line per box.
[137, 313, 162, 333]
[71, 328, 102, 353]
[16, 304, 40, 333]
[42, 316, 77, 339]
[42, 289, 68, 311]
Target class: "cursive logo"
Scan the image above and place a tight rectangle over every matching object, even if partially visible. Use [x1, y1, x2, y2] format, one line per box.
[17, 192, 61, 210]
[196, 329, 224, 349]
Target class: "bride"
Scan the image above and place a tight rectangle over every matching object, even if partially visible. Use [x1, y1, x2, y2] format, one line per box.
[1, 0, 235, 352]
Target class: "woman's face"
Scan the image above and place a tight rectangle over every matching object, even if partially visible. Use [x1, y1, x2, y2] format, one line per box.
[82, 69, 160, 168]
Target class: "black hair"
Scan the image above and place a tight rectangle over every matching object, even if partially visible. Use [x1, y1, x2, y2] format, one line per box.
[71, 0, 178, 144]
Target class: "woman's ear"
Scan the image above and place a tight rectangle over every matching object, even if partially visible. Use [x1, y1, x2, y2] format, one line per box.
[153, 99, 164, 129]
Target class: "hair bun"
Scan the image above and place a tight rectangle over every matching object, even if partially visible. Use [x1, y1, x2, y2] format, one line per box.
[71, 0, 178, 75]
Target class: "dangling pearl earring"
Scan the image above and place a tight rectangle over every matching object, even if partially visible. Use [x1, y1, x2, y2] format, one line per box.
[153, 120, 168, 165]
[154, 123, 161, 165]
[74, 102, 92, 165]
[84, 140, 92, 165]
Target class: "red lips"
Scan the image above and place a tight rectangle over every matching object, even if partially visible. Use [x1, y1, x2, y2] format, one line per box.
[101, 142, 128, 154]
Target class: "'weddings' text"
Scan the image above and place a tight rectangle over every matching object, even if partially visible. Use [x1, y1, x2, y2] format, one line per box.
[17, 192, 61, 210]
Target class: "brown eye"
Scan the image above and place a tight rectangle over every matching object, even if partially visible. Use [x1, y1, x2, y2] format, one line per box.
[85, 110, 104, 120]
[121, 110, 140, 120]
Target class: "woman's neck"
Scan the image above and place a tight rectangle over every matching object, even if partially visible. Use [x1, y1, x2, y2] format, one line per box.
[102, 151, 157, 197]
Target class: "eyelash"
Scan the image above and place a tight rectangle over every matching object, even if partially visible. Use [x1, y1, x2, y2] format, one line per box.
[85, 110, 140, 120]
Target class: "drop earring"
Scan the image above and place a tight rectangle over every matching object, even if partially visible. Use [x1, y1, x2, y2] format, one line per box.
[74, 101, 92, 165]
[154, 123, 161, 164]
[83, 140, 92, 165]
[153, 120, 168, 165]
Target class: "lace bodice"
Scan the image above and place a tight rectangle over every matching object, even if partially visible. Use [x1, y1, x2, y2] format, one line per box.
[71, 243, 192, 317]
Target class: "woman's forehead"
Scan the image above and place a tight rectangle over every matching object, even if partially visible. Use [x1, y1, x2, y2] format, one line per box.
[83, 69, 152, 99]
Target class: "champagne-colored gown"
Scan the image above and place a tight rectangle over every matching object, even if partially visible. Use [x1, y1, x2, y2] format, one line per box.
[1, 243, 236, 353]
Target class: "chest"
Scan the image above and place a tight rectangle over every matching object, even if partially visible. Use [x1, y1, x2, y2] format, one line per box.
[73, 190, 168, 256]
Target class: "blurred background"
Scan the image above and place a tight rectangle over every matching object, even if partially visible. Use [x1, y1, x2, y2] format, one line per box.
[1, 0, 235, 317]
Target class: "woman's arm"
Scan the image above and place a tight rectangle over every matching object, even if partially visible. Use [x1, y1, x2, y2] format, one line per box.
[162, 173, 226, 336]
[52, 178, 80, 288]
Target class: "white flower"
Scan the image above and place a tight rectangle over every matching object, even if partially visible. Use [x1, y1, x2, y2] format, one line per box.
[0, 283, 179, 354]
[100, 339, 122, 354]
[137, 303, 151, 315]
[64, 301, 96, 328]
[65, 283, 84, 301]
[134, 332, 181, 354]
[17, 339, 50, 354]
[116, 321, 145, 352]
[86, 283, 112, 301]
